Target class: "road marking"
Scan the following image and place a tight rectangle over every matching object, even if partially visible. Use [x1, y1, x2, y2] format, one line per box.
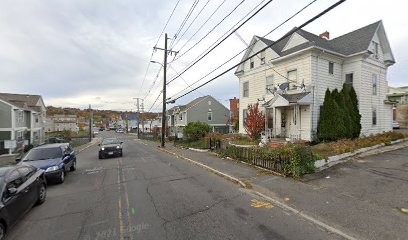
[116, 159, 124, 240]
[253, 191, 359, 240]
[120, 157, 133, 240]
[251, 199, 274, 209]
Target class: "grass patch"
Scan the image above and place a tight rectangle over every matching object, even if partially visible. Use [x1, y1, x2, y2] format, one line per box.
[175, 139, 208, 149]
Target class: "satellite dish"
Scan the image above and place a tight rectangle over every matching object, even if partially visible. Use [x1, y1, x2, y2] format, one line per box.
[279, 82, 289, 91]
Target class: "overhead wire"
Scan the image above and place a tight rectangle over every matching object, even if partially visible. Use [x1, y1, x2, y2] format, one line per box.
[172, 0, 212, 49]
[167, 0, 274, 85]
[169, 0, 346, 102]
[170, 0, 200, 48]
[175, 0, 227, 55]
[171, 0, 246, 62]
[140, 0, 181, 96]
[167, 0, 318, 100]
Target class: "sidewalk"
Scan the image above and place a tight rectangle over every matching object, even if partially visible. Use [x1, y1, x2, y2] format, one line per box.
[138, 139, 408, 240]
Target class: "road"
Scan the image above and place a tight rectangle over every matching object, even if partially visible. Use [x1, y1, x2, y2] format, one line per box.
[7, 131, 344, 240]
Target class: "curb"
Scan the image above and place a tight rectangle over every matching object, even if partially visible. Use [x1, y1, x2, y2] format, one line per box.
[314, 138, 408, 170]
[159, 147, 247, 188]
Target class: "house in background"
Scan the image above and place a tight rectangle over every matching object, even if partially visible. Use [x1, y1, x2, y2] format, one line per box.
[46, 114, 79, 132]
[387, 86, 408, 128]
[0, 93, 46, 154]
[235, 20, 395, 141]
[166, 96, 230, 138]
[229, 97, 239, 132]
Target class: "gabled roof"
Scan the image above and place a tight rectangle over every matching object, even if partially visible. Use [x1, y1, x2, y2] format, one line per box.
[169, 96, 209, 114]
[0, 93, 43, 112]
[246, 20, 390, 60]
[281, 92, 310, 103]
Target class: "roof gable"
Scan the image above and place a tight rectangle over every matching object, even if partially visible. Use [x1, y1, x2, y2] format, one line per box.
[282, 32, 308, 52]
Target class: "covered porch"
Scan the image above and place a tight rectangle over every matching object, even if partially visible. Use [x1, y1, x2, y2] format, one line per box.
[263, 92, 313, 142]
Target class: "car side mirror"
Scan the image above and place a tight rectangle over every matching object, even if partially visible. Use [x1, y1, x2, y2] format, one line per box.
[8, 188, 17, 196]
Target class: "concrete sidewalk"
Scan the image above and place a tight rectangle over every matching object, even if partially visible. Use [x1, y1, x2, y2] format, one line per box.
[138, 139, 408, 240]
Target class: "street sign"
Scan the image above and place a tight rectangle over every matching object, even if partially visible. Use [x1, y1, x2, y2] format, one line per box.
[4, 140, 16, 149]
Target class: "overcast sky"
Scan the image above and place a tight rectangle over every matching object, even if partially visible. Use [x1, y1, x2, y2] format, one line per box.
[0, 0, 406, 112]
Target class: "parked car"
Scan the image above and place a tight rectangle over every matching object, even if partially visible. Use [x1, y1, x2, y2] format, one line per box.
[99, 127, 105, 131]
[116, 128, 125, 133]
[47, 137, 65, 143]
[393, 121, 400, 129]
[0, 165, 46, 240]
[99, 138, 123, 159]
[17, 143, 77, 184]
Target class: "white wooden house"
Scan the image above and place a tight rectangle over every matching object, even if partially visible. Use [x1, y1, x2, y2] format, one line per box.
[235, 21, 395, 141]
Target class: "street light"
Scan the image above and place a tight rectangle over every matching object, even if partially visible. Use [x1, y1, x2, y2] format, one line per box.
[150, 60, 163, 67]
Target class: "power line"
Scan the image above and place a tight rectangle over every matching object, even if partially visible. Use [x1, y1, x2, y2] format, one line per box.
[169, 0, 346, 103]
[175, 0, 227, 55]
[172, 0, 246, 62]
[168, 0, 318, 100]
[139, 0, 181, 96]
[167, 0, 274, 85]
[172, 0, 212, 49]
[170, 0, 200, 48]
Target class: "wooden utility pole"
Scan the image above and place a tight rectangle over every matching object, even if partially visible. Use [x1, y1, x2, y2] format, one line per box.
[153, 33, 178, 148]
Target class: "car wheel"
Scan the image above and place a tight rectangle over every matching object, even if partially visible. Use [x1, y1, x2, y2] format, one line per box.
[58, 171, 65, 184]
[70, 160, 76, 171]
[36, 183, 47, 205]
[99, 153, 103, 159]
[120, 152, 123, 157]
[0, 222, 5, 240]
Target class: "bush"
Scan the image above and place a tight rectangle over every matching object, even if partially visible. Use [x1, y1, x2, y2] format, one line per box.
[217, 144, 315, 178]
[183, 122, 210, 141]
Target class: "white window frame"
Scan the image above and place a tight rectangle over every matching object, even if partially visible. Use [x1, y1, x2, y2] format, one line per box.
[329, 62, 334, 75]
[250, 58, 254, 69]
[372, 41, 379, 59]
[243, 81, 249, 97]
[207, 111, 212, 121]
[345, 73, 353, 85]
[372, 108, 377, 126]
[259, 51, 265, 65]
[243, 109, 248, 125]
[265, 75, 274, 95]
[372, 74, 377, 95]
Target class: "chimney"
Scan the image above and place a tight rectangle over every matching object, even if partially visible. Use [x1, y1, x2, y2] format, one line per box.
[319, 31, 330, 40]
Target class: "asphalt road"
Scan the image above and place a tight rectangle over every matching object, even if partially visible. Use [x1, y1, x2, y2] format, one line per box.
[6, 131, 344, 240]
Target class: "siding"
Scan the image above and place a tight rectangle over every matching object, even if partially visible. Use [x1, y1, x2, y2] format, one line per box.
[239, 51, 313, 134]
[0, 102, 11, 128]
[187, 96, 230, 127]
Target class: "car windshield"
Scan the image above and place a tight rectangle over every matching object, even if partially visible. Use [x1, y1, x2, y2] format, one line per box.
[23, 147, 63, 161]
[102, 139, 120, 145]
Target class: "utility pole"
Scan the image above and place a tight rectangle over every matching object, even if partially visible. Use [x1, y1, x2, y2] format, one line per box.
[133, 97, 143, 139]
[88, 104, 93, 142]
[153, 33, 178, 148]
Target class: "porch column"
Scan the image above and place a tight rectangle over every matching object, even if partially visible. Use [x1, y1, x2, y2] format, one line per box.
[273, 107, 276, 137]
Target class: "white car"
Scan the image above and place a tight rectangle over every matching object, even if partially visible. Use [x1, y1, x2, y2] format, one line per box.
[392, 121, 400, 129]
[116, 129, 125, 133]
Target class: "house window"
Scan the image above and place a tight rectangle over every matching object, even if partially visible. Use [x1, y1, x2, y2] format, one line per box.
[259, 51, 265, 65]
[179, 113, 183, 121]
[243, 82, 249, 97]
[243, 109, 248, 124]
[372, 41, 379, 58]
[250, 58, 254, 69]
[287, 70, 297, 82]
[345, 73, 353, 85]
[372, 74, 377, 95]
[329, 62, 334, 74]
[207, 111, 212, 121]
[265, 75, 274, 95]
[372, 108, 377, 125]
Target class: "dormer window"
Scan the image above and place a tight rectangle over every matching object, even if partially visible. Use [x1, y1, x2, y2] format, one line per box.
[372, 41, 379, 59]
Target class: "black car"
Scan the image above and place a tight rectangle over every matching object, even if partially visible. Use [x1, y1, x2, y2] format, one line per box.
[99, 138, 123, 159]
[0, 165, 46, 240]
[18, 143, 77, 184]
